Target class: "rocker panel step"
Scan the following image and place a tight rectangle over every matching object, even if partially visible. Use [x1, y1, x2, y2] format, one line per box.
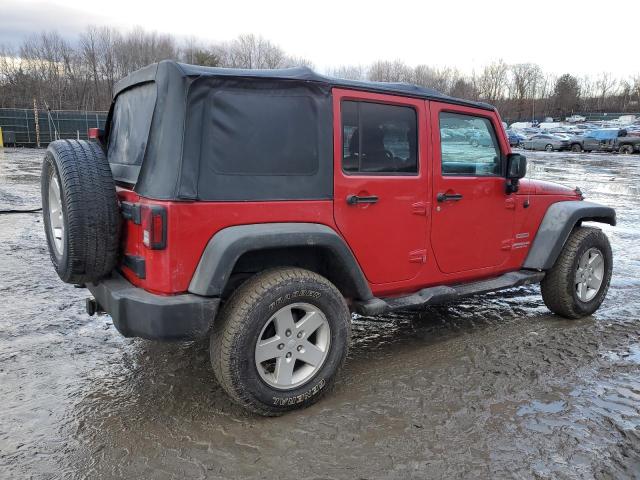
[355, 270, 545, 315]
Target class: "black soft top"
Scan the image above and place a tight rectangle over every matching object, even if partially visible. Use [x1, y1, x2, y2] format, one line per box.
[106, 61, 494, 202]
[113, 60, 493, 111]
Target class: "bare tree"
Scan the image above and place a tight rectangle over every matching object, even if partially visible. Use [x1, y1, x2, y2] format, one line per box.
[595, 72, 618, 111]
[327, 65, 366, 80]
[368, 60, 413, 83]
[509, 63, 542, 118]
[476, 60, 508, 104]
[0, 25, 639, 120]
[223, 34, 285, 69]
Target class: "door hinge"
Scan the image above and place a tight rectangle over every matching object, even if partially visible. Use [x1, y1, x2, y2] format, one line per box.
[505, 198, 516, 210]
[411, 201, 428, 216]
[121, 201, 142, 224]
[409, 249, 427, 263]
[501, 239, 513, 251]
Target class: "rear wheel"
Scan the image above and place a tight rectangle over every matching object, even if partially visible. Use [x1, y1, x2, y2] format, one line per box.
[619, 144, 634, 155]
[210, 268, 351, 415]
[541, 227, 612, 319]
[545, 144, 554, 152]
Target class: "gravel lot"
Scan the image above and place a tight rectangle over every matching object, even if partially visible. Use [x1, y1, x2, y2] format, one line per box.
[0, 147, 639, 479]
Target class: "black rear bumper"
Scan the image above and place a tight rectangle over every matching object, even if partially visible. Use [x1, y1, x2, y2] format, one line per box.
[87, 272, 220, 341]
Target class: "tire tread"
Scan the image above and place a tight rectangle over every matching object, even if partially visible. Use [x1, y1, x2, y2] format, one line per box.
[541, 226, 612, 319]
[211, 267, 350, 416]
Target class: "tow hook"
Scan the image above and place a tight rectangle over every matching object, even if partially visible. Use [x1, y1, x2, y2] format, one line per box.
[85, 298, 104, 316]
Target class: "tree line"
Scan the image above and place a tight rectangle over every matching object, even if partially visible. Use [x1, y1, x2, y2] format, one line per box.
[1, 26, 639, 121]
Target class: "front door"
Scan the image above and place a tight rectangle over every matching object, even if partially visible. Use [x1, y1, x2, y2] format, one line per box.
[430, 102, 514, 274]
[582, 132, 599, 151]
[333, 89, 428, 285]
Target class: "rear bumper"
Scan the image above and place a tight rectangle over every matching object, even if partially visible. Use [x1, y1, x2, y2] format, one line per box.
[87, 272, 220, 341]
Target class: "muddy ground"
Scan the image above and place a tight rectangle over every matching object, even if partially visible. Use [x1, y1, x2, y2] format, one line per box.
[0, 147, 639, 479]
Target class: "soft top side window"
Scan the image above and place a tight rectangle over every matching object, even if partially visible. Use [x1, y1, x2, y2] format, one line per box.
[342, 100, 418, 175]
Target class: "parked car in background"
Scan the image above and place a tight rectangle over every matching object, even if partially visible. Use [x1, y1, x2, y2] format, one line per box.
[507, 129, 527, 147]
[522, 127, 541, 136]
[566, 115, 587, 123]
[468, 130, 494, 147]
[522, 134, 570, 151]
[569, 128, 638, 153]
[618, 135, 640, 154]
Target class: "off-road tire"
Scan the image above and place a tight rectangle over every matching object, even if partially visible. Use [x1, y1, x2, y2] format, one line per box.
[619, 144, 634, 155]
[541, 227, 612, 319]
[210, 268, 351, 416]
[41, 140, 120, 284]
[545, 144, 554, 152]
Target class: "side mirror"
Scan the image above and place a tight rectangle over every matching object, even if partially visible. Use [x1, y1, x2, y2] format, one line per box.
[506, 153, 527, 193]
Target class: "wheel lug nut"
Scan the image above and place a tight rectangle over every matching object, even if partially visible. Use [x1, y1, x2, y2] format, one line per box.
[285, 352, 292, 359]
[277, 343, 284, 350]
[297, 345, 303, 352]
[297, 331, 303, 338]
[285, 329, 292, 337]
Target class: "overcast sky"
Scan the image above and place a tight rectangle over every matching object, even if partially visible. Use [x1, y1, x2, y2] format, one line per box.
[2, 0, 638, 78]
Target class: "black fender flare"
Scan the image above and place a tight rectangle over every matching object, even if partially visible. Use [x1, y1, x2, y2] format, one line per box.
[188, 223, 373, 301]
[523, 201, 616, 271]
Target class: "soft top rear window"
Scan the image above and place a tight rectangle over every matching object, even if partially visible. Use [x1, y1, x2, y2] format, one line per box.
[107, 82, 156, 167]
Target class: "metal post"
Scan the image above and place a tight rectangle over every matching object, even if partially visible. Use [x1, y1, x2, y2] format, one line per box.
[25, 110, 31, 145]
[33, 99, 41, 148]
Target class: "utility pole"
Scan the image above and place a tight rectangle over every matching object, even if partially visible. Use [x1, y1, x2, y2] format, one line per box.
[33, 98, 41, 148]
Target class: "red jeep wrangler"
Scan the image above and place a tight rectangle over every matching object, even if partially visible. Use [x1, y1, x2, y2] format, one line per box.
[41, 61, 616, 415]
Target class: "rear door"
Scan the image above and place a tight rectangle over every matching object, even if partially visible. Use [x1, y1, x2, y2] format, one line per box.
[430, 102, 514, 274]
[535, 135, 550, 150]
[333, 89, 428, 284]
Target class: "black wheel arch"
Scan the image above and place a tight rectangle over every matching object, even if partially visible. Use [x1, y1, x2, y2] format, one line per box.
[188, 223, 373, 302]
[523, 200, 616, 271]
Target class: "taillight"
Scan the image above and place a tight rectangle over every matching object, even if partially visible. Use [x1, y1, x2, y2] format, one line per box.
[141, 205, 167, 249]
[88, 128, 103, 139]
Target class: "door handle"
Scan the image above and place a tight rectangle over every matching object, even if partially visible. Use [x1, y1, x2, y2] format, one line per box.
[436, 192, 463, 202]
[346, 194, 379, 205]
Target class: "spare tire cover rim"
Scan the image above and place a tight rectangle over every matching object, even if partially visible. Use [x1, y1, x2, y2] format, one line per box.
[48, 173, 64, 256]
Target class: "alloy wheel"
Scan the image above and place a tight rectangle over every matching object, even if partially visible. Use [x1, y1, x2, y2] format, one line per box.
[575, 247, 605, 302]
[48, 174, 64, 256]
[255, 302, 331, 390]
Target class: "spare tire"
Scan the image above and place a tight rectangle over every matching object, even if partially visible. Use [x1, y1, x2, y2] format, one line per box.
[41, 140, 120, 284]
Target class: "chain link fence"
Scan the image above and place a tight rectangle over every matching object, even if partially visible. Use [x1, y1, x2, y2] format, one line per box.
[0, 108, 107, 147]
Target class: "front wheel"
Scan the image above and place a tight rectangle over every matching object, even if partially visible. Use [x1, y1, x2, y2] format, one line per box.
[210, 268, 351, 415]
[541, 227, 612, 319]
[571, 143, 582, 152]
[545, 144, 554, 152]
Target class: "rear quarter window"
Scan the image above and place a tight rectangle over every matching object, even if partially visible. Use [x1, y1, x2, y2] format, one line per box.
[107, 82, 156, 167]
[202, 91, 319, 176]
